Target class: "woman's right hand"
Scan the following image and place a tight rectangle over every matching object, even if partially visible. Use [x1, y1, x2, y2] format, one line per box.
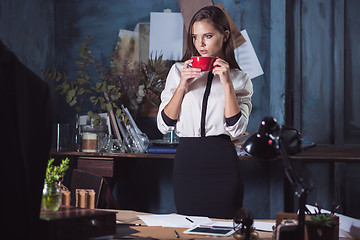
[179, 59, 201, 89]
[163, 59, 200, 120]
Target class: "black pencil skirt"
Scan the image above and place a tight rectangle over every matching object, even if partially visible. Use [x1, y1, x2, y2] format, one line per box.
[173, 134, 243, 219]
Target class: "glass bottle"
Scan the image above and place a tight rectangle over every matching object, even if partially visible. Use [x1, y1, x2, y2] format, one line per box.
[41, 181, 61, 211]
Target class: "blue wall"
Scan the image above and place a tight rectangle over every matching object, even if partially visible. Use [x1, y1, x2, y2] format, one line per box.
[0, 0, 54, 78]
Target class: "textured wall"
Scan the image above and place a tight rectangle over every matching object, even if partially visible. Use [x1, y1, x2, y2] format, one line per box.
[344, 0, 360, 144]
[288, 0, 360, 145]
[0, 0, 54, 77]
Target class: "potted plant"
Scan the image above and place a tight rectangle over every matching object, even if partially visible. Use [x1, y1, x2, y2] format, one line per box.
[41, 158, 70, 211]
[305, 203, 339, 240]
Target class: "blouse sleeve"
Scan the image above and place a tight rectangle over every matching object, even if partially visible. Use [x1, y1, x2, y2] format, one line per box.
[225, 70, 253, 137]
[157, 63, 182, 134]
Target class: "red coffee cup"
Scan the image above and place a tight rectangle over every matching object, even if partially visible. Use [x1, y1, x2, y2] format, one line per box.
[191, 56, 217, 71]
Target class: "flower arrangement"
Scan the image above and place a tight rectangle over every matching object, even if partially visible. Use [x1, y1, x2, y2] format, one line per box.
[109, 39, 171, 115]
[42, 36, 123, 124]
[42, 35, 171, 120]
[42, 158, 70, 211]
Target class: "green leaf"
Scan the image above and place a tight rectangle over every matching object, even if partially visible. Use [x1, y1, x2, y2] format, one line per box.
[55, 72, 62, 82]
[98, 97, 105, 103]
[87, 111, 94, 118]
[89, 96, 97, 104]
[68, 97, 77, 107]
[76, 78, 86, 84]
[115, 109, 122, 118]
[77, 88, 85, 95]
[76, 70, 85, 77]
[76, 60, 85, 69]
[92, 113, 100, 120]
[107, 85, 116, 91]
[105, 102, 113, 112]
[68, 89, 76, 97]
[93, 119, 100, 125]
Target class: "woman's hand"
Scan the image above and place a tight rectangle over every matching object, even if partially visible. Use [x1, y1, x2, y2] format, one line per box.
[179, 59, 201, 89]
[212, 58, 240, 118]
[163, 59, 200, 120]
[212, 58, 231, 86]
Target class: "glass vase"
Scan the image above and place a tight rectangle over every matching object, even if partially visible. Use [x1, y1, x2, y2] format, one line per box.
[41, 181, 61, 211]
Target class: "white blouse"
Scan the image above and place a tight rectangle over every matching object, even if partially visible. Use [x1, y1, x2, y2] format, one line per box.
[157, 62, 253, 138]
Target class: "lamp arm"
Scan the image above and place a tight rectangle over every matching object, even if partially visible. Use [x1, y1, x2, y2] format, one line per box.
[278, 136, 308, 240]
[278, 137, 306, 197]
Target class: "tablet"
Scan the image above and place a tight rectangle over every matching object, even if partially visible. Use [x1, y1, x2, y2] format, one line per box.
[183, 226, 235, 237]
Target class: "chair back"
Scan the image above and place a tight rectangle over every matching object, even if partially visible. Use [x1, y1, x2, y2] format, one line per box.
[70, 169, 104, 208]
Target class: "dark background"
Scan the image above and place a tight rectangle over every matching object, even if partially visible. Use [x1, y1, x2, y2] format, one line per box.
[1, 0, 359, 219]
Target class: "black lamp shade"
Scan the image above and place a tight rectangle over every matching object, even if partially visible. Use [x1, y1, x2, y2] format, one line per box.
[244, 116, 279, 159]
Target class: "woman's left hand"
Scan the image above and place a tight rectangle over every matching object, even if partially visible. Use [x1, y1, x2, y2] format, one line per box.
[212, 58, 231, 86]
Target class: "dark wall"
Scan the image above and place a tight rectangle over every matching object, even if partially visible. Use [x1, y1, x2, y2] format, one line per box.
[286, 0, 360, 145]
[344, 0, 360, 144]
[0, 0, 54, 77]
[52, 0, 182, 123]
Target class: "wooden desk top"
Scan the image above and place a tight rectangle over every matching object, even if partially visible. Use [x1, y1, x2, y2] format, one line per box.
[50, 150, 176, 159]
[106, 209, 274, 240]
[102, 209, 354, 240]
[291, 145, 360, 162]
[50, 144, 360, 162]
[39, 206, 116, 239]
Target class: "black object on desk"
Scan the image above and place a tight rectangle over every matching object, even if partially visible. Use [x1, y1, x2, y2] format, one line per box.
[39, 206, 116, 240]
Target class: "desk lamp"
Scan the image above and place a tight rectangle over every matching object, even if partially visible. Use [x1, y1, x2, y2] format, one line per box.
[244, 117, 308, 240]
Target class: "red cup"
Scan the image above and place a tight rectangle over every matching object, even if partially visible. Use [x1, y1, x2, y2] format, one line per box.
[191, 56, 217, 71]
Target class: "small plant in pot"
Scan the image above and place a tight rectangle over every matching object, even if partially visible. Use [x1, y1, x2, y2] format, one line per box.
[305, 202, 339, 240]
[41, 158, 70, 211]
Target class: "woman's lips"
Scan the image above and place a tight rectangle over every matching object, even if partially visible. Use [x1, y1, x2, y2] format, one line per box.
[199, 50, 208, 55]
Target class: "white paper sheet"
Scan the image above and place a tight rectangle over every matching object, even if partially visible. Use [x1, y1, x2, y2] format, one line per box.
[253, 220, 275, 232]
[305, 204, 360, 238]
[138, 214, 212, 228]
[149, 12, 183, 60]
[234, 30, 264, 79]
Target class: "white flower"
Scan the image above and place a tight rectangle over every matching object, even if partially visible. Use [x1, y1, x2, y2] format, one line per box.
[137, 84, 146, 98]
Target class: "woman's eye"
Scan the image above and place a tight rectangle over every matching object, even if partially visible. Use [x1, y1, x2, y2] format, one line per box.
[205, 35, 212, 39]
[192, 35, 198, 40]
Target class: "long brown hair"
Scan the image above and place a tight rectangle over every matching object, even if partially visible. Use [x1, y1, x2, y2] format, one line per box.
[182, 6, 240, 70]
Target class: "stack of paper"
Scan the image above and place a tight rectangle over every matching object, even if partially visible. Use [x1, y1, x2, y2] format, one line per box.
[138, 214, 275, 232]
[138, 214, 212, 228]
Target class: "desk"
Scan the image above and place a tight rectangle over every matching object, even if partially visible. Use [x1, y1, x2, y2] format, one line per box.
[109, 209, 274, 240]
[282, 145, 360, 213]
[39, 206, 116, 239]
[50, 145, 360, 218]
[50, 144, 360, 181]
[291, 145, 360, 162]
[103, 209, 354, 240]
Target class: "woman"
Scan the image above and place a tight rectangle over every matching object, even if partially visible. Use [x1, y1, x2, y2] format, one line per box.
[157, 6, 253, 219]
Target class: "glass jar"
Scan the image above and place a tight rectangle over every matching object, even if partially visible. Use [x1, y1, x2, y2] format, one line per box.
[81, 125, 108, 152]
[41, 181, 61, 211]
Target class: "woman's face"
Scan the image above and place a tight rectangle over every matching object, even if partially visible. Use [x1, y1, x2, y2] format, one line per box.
[192, 19, 229, 58]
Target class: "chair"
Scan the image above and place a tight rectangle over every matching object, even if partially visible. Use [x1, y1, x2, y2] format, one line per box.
[70, 169, 116, 209]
